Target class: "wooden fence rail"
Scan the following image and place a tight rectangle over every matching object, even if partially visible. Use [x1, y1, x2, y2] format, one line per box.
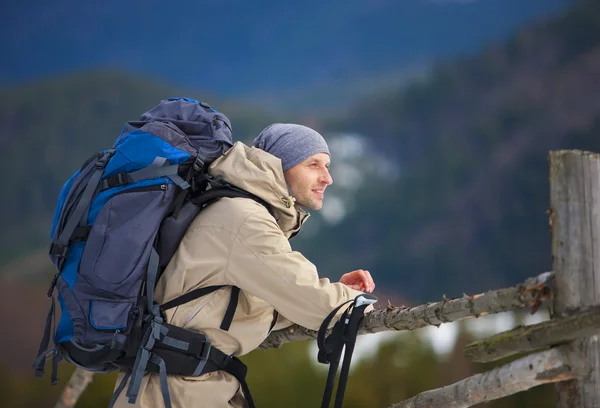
[54, 150, 600, 408]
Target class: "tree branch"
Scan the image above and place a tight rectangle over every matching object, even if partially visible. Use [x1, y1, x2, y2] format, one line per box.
[54, 367, 94, 408]
[464, 304, 600, 363]
[390, 345, 586, 408]
[259, 272, 553, 349]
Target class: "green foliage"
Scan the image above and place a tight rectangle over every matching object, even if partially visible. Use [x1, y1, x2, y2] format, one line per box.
[343, 333, 440, 408]
[242, 341, 326, 407]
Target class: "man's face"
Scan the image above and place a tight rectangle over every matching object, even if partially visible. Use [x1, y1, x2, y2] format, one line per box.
[284, 152, 333, 210]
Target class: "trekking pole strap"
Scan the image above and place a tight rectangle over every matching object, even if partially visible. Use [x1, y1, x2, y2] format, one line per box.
[317, 300, 353, 361]
[318, 294, 377, 408]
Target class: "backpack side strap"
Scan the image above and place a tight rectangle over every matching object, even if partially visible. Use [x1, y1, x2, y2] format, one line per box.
[100, 156, 190, 191]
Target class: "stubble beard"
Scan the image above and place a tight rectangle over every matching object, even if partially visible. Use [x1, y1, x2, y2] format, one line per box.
[297, 191, 323, 211]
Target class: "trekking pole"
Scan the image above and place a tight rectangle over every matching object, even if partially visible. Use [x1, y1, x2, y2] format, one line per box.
[333, 294, 376, 408]
[321, 341, 344, 408]
[318, 294, 377, 408]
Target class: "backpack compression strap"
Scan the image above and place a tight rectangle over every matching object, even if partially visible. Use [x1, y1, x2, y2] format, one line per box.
[317, 294, 377, 408]
[100, 156, 190, 191]
[37, 149, 116, 383]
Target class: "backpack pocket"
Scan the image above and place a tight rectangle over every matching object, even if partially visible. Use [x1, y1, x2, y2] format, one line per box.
[79, 183, 175, 296]
[90, 300, 132, 331]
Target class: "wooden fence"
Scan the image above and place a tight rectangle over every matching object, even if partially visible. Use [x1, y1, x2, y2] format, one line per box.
[57, 150, 600, 408]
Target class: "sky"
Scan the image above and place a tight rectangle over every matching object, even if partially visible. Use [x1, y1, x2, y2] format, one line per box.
[0, 0, 574, 97]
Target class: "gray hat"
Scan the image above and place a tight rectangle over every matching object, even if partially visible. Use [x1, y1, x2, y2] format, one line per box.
[253, 123, 330, 171]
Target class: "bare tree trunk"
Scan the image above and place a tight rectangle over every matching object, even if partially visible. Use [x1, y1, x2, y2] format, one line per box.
[390, 345, 586, 408]
[550, 150, 600, 407]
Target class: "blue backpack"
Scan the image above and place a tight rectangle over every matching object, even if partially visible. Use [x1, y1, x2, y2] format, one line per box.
[34, 97, 264, 408]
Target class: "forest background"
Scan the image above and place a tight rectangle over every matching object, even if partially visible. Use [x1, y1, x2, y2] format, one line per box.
[2, 0, 599, 406]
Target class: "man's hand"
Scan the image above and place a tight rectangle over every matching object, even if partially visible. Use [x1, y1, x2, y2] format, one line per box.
[339, 270, 375, 293]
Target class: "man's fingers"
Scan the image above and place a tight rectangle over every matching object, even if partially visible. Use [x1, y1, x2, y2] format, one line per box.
[357, 270, 374, 293]
[364, 270, 375, 292]
[340, 269, 375, 293]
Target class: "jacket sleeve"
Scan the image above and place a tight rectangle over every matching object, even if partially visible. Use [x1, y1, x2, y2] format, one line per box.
[225, 209, 371, 331]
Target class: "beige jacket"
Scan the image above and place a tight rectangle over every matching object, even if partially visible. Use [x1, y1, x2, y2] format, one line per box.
[113, 142, 367, 408]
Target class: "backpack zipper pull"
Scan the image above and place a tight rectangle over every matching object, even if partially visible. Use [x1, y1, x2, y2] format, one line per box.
[161, 184, 167, 202]
[111, 329, 122, 349]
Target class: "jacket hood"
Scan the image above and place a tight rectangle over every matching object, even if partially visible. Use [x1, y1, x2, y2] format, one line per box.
[208, 142, 309, 236]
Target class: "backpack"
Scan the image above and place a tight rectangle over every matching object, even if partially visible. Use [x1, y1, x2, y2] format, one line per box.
[33, 97, 265, 408]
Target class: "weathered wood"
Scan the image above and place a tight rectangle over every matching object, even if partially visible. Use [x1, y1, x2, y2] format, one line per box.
[54, 367, 94, 408]
[464, 304, 600, 363]
[259, 272, 553, 349]
[550, 150, 600, 407]
[390, 346, 585, 408]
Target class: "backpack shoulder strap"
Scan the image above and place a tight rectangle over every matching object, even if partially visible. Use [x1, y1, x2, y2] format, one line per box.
[190, 184, 271, 214]
[161, 286, 240, 332]
[159, 184, 271, 332]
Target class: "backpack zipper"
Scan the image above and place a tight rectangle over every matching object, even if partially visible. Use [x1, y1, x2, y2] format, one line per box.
[112, 184, 167, 195]
[108, 183, 169, 204]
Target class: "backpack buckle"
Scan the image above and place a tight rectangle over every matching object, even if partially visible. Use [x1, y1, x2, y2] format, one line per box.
[193, 157, 205, 172]
[191, 340, 212, 376]
[197, 340, 212, 361]
[95, 149, 116, 168]
[49, 243, 68, 258]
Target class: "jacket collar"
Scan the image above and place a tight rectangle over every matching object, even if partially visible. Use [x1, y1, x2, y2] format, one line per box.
[208, 142, 310, 237]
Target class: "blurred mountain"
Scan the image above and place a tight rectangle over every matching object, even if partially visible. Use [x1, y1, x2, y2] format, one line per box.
[1, 0, 573, 99]
[294, 0, 600, 302]
[2, 0, 600, 305]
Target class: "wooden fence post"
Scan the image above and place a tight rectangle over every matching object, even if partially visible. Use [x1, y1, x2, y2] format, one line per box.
[550, 150, 600, 407]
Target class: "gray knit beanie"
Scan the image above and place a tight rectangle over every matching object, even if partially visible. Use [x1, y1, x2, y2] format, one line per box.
[253, 123, 330, 172]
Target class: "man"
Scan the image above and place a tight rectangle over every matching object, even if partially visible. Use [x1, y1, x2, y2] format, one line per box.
[114, 123, 375, 407]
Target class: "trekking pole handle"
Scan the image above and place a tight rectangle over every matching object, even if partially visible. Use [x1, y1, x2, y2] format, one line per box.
[343, 294, 377, 338]
[353, 293, 377, 309]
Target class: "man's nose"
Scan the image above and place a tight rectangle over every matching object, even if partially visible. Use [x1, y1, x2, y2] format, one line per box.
[320, 169, 333, 185]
